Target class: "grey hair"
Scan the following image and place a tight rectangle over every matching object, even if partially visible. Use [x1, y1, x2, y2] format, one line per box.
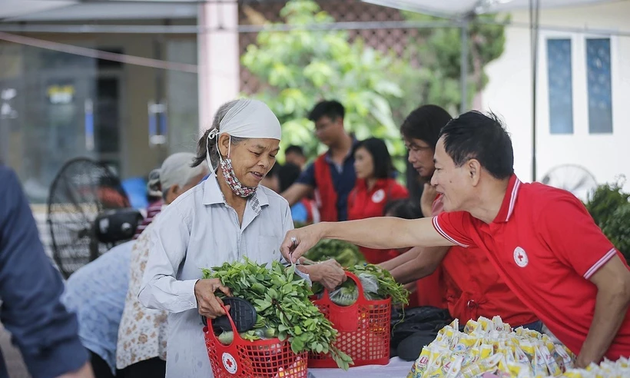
[192, 99, 247, 170]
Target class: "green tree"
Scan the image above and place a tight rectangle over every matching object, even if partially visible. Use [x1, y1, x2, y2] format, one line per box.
[241, 0, 406, 170]
[389, 12, 508, 123]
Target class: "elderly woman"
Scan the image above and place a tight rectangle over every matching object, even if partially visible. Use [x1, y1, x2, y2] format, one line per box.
[138, 99, 345, 377]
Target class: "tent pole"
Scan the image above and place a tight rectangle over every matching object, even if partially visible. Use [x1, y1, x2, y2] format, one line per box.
[530, 0, 541, 182]
[460, 16, 469, 114]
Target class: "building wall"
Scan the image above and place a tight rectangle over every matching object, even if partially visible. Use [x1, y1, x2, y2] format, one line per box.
[482, 1, 630, 194]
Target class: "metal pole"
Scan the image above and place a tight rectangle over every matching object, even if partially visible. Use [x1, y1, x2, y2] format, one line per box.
[530, 0, 540, 182]
[460, 17, 469, 114]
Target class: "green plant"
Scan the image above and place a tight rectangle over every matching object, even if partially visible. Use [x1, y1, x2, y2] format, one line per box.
[585, 182, 630, 228]
[585, 181, 630, 262]
[603, 205, 630, 262]
[203, 259, 353, 369]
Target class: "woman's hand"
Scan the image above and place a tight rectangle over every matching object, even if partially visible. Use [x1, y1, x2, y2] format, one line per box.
[194, 278, 232, 319]
[420, 183, 438, 217]
[300, 259, 347, 291]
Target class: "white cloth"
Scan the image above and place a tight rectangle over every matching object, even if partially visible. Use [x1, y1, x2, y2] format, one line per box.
[218, 99, 281, 140]
[138, 173, 293, 378]
[310, 357, 414, 378]
[116, 221, 168, 369]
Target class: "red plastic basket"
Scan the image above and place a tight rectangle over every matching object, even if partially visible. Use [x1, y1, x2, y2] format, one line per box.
[203, 307, 308, 378]
[308, 271, 391, 368]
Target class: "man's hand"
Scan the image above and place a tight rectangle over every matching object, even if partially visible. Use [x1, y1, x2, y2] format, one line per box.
[299, 259, 346, 291]
[420, 183, 438, 218]
[57, 362, 94, 378]
[281, 224, 324, 263]
[194, 278, 232, 319]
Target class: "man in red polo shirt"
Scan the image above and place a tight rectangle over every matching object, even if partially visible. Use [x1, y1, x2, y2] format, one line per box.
[382, 105, 539, 329]
[281, 111, 630, 367]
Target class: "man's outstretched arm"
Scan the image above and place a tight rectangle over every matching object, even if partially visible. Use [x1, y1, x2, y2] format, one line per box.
[281, 217, 454, 262]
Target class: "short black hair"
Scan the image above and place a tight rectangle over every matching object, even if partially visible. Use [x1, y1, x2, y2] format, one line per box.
[308, 100, 345, 122]
[400, 105, 452, 149]
[383, 199, 423, 219]
[355, 137, 395, 180]
[285, 145, 304, 157]
[278, 163, 302, 193]
[439, 111, 514, 179]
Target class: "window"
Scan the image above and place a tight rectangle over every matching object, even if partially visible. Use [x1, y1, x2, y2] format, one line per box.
[586, 38, 613, 134]
[547, 39, 574, 134]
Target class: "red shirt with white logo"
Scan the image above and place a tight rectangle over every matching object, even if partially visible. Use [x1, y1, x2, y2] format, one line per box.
[347, 178, 408, 264]
[433, 175, 630, 360]
[433, 194, 538, 326]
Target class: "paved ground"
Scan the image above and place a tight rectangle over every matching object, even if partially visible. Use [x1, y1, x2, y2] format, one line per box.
[1, 326, 30, 378]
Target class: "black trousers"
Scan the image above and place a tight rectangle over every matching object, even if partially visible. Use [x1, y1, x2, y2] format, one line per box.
[90, 351, 119, 378]
[119, 357, 166, 378]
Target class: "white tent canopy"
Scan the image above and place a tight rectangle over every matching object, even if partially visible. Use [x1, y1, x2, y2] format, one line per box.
[363, 0, 616, 17]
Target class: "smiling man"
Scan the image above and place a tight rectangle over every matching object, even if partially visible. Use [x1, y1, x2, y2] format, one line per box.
[281, 111, 630, 367]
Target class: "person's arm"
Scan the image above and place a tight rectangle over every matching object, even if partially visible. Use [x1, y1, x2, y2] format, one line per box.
[281, 163, 315, 206]
[538, 194, 630, 366]
[281, 183, 313, 206]
[281, 217, 456, 262]
[379, 247, 420, 271]
[389, 246, 449, 284]
[576, 254, 630, 367]
[0, 167, 91, 378]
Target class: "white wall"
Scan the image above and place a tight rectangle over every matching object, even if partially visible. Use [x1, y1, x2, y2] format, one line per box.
[482, 1, 630, 194]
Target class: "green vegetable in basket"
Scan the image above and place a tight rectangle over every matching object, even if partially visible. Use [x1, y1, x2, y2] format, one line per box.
[217, 331, 234, 345]
[202, 259, 354, 370]
[313, 263, 409, 306]
[304, 239, 365, 268]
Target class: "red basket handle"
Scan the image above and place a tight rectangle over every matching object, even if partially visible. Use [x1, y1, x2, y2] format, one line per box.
[320, 270, 371, 306]
[205, 304, 246, 346]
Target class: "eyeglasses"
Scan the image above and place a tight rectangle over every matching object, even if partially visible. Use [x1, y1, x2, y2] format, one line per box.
[314, 121, 333, 133]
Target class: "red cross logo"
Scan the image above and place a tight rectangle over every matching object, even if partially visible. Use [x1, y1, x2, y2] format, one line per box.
[513, 246, 528, 267]
[222, 353, 238, 374]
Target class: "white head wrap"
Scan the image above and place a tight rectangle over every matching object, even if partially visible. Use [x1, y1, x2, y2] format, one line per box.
[206, 99, 281, 171]
[148, 152, 205, 197]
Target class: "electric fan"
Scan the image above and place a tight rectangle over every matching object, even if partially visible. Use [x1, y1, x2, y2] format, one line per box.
[541, 164, 598, 202]
[47, 157, 140, 278]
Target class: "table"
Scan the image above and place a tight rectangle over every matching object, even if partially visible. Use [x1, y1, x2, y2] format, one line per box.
[310, 357, 414, 378]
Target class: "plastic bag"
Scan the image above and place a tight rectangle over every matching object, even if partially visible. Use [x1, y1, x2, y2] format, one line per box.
[329, 285, 358, 306]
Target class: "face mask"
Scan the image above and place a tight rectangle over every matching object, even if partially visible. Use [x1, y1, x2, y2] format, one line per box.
[218, 150, 257, 198]
[206, 130, 257, 198]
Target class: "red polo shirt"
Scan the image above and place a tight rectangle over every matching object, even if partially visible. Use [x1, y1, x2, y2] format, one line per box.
[433, 175, 630, 360]
[347, 178, 408, 264]
[433, 195, 538, 326]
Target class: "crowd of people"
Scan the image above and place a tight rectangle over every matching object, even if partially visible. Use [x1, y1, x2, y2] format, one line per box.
[1, 97, 629, 377]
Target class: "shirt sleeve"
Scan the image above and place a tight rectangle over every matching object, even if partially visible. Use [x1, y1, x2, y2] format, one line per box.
[0, 167, 89, 378]
[432, 211, 476, 248]
[138, 205, 198, 313]
[295, 162, 316, 188]
[537, 193, 617, 280]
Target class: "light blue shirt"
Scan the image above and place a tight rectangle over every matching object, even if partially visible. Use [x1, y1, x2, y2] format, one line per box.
[62, 241, 132, 374]
[139, 173, 293, 378]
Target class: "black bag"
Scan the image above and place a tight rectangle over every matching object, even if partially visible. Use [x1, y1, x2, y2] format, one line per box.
[390, 306, 452, 361]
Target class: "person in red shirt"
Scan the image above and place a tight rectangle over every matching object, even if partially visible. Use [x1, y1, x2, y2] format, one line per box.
[381, 105, 538, 328]
[282, 110, 630, 367]
[347, 138, 408, 263]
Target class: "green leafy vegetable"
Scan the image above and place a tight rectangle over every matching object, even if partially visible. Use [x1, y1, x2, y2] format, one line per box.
[202, 259, 353, 370]
[304, 239, 366, 268]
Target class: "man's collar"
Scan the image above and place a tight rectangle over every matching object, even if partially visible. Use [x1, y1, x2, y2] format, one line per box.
[493, 174, 522, 223]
